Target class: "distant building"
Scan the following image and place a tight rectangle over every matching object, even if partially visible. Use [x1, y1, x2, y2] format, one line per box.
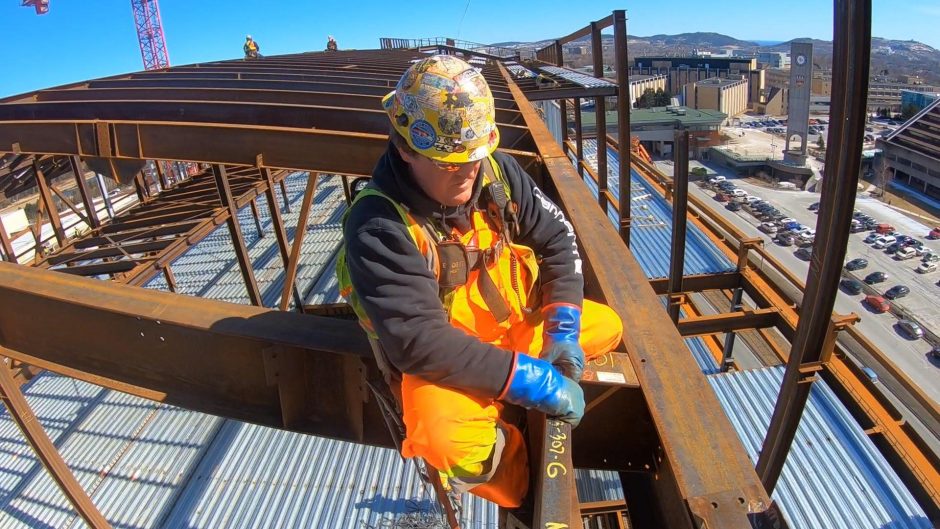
[683, 77, 749, 122]
[900, 89, 940, 114]
[757, 86, 788, 115]
[570, 105, 726, 159]
[878, 97, 940, 201]
[631, 55, 765, 109]
[765, 67, 831, 97]
[869, 82, 940, 113]
[758, 51, 790, 69]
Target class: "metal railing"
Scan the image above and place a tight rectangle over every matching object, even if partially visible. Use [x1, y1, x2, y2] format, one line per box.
[378, 37, 520, 59]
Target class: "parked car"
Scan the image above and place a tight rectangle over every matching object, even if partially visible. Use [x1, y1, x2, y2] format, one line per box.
[864, 219, 880, 230]
[895, 247, 917, 260]
[885, 285, 910, 299]
[885, 243, 900, 254]
[715, 193, 730, 202]
[845, 258, 868, 271]
[864, 271, 888, 284]
[875, 223, 896, 234]
[776, 232, 795, 246]
[916, 262, 938, 274]
[927, 227, 940, 239]
[726, 201, 742, 211]
[864, 295, 891, 313]
[923, 252, 939, 263]
[760, 222, 778, 234]
[840, 278, 864, 295]
[929, 344, 940, 361]
[849, 222, 867, 233]
[861, 366, 879, 383]
[731, 189, 747, 197]
[873, 235, 896, 249]
[864, 233, 880, 244]
[779, 217, 797, 226]
[744, 196, 762, 204]
[897, 320, 924, 340]
[808, 202, 820, 211]
[795, 248, 813, 260]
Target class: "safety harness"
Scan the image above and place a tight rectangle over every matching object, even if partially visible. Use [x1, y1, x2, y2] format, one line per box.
[337, 155, 536, 340]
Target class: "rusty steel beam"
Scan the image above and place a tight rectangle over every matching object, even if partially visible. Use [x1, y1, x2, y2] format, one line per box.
[54, 259, 140, 277]
[0, 351, 113, 529]
[499, 63, 776, 528]
[69, 157, 100, 229]
[45, 239, 174, 267]
[757, 0, 873, 494]
[667, 130, 690, 323]
[591, 21, 609, 213]
[648, 272, 740, 295]
[262, 168, 303, 310]
[677, 308, 781, 337]
[0, 261, 385, 445]
[33, 159, 66, 246]
[533, 419, 582, 529]
[613, 9, 632, 245]
[212, 164, 262, 306]
[0, 215, 14, 263]
[279, 173, 318, 312]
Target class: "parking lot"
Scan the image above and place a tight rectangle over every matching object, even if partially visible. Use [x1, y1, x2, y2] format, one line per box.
[656, 159, 940, 405]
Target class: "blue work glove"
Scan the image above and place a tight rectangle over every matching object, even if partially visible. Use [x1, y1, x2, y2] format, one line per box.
[539, 304, 585, 381]
[501, 353, 585, 427]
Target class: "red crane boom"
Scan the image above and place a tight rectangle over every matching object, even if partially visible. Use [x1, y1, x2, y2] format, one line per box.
[130, 0, 171, 70]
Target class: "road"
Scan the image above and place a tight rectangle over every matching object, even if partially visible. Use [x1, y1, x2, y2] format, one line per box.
[656, 160, 940, 408]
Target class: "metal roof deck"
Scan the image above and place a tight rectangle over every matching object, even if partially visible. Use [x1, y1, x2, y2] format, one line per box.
[708, 366, 931, 529]
[577, 139, 736, 279]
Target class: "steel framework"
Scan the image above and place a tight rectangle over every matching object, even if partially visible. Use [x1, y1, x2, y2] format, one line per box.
[0, 3, 936, 528]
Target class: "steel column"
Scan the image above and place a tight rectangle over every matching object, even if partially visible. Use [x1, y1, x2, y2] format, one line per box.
[719, 287, 744, 372]
[94, 172, 116, 219]
[262, 168, 303, 309]
[574, 98, 584, 175]
[249, 198, 265, 238]
[134, 171, 149, 203]
[162, 265, 178, 293]
[667, 130, 689, 323]
[757, 0, 872, 494]
[613, 9, 632, 245]
[554, 40, 569, 147]
[279, 179, 291, 213]
[278, 172, 319, 312]
[533, 419, 583, 529]
[32, 159, 66, 246]
[0, 215, 15, 263]
[211, 164, 263, 306]
[69, 157, 100, 230]
[591, 22, 608, 209]
[0, 350, 112, 529]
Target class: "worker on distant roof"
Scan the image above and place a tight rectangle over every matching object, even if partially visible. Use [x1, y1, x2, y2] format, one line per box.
[326, 35, 338, 51]
[244, 35, 260, 59]
[336, 55, 622, 508]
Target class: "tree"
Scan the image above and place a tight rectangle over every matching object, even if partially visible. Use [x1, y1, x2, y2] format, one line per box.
[900, 103, 917, 121]
[636, 88, 657, 109]
[654, 87, 671, 106]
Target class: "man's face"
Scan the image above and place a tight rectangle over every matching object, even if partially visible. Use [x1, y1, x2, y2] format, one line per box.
[397, 146, 482, 207]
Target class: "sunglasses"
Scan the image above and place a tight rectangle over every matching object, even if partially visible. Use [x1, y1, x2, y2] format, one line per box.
[427, 157, 480, 173]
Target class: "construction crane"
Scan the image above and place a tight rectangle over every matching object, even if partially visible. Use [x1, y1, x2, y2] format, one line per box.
[22, 0, 170, 70]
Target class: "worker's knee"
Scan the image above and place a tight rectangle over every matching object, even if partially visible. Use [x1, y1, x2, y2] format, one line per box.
[581, 300, 623, 357]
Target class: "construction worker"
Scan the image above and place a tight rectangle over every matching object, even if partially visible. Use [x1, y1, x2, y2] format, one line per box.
[326, 35, 338, 51]
[337, 55, 622, 508]
[244, 35, 260, 59]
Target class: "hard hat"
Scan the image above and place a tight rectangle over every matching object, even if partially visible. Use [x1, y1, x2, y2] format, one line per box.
[246, 35, 252, 39]
[383, 55, 498, 164]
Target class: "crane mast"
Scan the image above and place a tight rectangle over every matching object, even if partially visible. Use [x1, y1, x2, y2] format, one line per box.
[131, 0, 171, 70]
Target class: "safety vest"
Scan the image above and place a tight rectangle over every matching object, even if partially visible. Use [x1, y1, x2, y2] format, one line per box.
[336, 156, 540, 349]
[247, 41, 257, 51]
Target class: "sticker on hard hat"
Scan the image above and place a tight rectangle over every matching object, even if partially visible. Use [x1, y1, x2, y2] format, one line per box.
[410, 120, 437, 150]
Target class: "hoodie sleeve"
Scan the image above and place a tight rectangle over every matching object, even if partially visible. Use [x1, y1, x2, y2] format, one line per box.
[343, 195, 514, 398]
[493, 152, 584, 308]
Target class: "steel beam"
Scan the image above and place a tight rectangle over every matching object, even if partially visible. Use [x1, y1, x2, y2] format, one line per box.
[667, 130, 690, 323]
[33, 159, 66, 246]
[591, 22, 609, 212]
[677, 308, 781, 337]
[262, 168, 303, 309]
[0, 351, 113, 529]
[499, 63, 776, 528]
[212, 165, 262, 306]
[613, 9, 632, 245]
[69, 157, 100, 229]
[757, 0, 872, 494]
[279, 173, 318, 312]
[647, 272, 740, 295]
[0, 215, 14, 263]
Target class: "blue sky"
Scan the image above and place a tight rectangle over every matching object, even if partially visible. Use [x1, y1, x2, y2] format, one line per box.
[2, 0, 937, 97]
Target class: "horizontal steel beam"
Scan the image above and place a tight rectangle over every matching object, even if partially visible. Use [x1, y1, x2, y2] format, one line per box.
[677, 308, 781, 337]
[0, 122, 539, 178]
[648, 272, 740, 296]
